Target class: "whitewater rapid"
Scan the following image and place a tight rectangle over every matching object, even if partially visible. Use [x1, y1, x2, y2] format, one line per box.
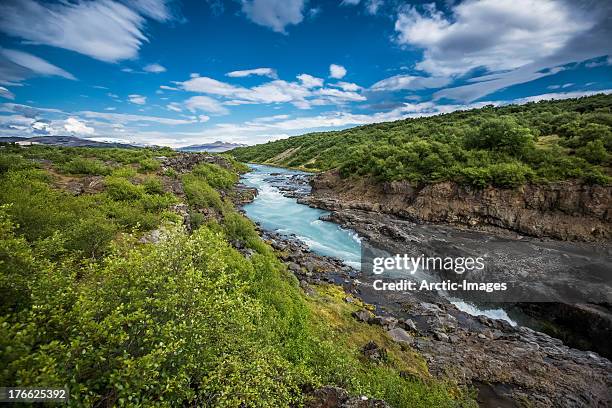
[241, 164, 516, 325]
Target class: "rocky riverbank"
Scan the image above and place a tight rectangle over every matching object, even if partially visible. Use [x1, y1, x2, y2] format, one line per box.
[260, 229, 612, 408]
[237, 166, 612, 407]
[306, 170, 612, 242]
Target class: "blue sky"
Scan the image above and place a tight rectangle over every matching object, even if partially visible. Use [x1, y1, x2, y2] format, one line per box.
[0, 0, 611, 147]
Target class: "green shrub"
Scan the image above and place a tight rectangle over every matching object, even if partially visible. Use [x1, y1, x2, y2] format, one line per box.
[104, 176, 144, 201]
[192, 163, 238, 189]
[488, 162, 534, 188]
[460, 167, 491, 188]
[576, 140, 609, 164]
[0, 153, 35, 173]
[163, 168, 178, 178]
[1, 227, 308, 407]
[138, 158, 161, 173]
[142, 176, 164, 194]
[111, 165, 138, 178]
[181, 174, 223, 210]
[464, 117, 534, 157]
[58, 157, 111, 175]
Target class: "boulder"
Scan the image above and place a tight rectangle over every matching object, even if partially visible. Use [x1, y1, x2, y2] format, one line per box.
[387, 327, 413, 345]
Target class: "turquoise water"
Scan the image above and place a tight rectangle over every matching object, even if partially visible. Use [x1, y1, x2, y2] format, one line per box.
[241, 164, 361, 268]
[241, 164, 517, 324]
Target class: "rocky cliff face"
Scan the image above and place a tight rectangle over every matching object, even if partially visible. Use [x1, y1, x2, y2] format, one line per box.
[308, 170, 612, 242]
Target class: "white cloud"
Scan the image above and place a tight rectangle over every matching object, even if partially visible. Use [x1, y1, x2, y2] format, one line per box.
[64, 117, 94, 135]
[0, 87, 15, 100]
[226, 68, 278, 79]
[198, 115, 210, 122]
[370, 74, 450, 91]
[143, 63, 167, 73]
[394, 0, 612, 102]
[160, 85, 178, 90]
[1, 48, 76, 84]
[166, 102, 182, 112]
[329, 64, 347, 79]
[341, 0, 361, 5]
[395, 0, 592, 77]
[126, 0, 174, 21]
[332, 81, 362, 92]
[180, 75, 241, 96]
[184, 95, 229, 114]
[128, 94, 147, 105]
[297, 74, 324, 88]
[316, 88, 366, 103]
[241, 0, 305, 33]
[0, 0, 173, 63]
[366, 0, 383, 14]
[177, 72, 368, 110]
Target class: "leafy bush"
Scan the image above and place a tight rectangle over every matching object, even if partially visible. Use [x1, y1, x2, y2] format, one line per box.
[138, 158, 161, 173]
[191, 163, 238, 189]
[576, 139, 609, 164]
[104, 176, 145, 201]
[111, 165, 138, 178]
[488, 162, 534, 188]
[1, 226, 308, 406]
[465, 117, 534, 157]
[163, 168, 178, 178]
[182, 174, 223, 210]
[460, 167, 491, 188]
[142, 176, 164, 194]
[58, 157, 111, 175]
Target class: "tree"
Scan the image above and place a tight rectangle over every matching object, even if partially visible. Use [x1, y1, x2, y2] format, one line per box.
[465, 117, 535, 157]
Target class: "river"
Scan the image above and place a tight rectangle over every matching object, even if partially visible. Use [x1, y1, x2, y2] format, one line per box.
[241, 163, 518, 323]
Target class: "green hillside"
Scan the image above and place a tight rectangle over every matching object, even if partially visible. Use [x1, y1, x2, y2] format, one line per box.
[0, 144, 475, 407]
[231, 94, 612, 187]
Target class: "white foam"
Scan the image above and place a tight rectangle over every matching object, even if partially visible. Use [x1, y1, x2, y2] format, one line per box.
[451, 300, 517, 326]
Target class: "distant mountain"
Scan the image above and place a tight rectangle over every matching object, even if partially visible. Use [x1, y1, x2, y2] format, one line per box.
[177, 141, 247, 153]
[0, 135, 137, 148]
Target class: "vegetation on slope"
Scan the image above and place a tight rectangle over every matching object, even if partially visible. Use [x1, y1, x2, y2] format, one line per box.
[0, 144, 475, 407]
[231, 94, 612, 187]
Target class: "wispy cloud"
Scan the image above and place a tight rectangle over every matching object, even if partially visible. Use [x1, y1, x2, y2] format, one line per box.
[0, 48, 75, 86]
[226, 68, 278, 79]
[128, 94, 147, 105]
[0, 0, 176, 63]
[184, 95, 229, 114]
[0, 86, 15, 100]
[370, 74, 450, 91]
